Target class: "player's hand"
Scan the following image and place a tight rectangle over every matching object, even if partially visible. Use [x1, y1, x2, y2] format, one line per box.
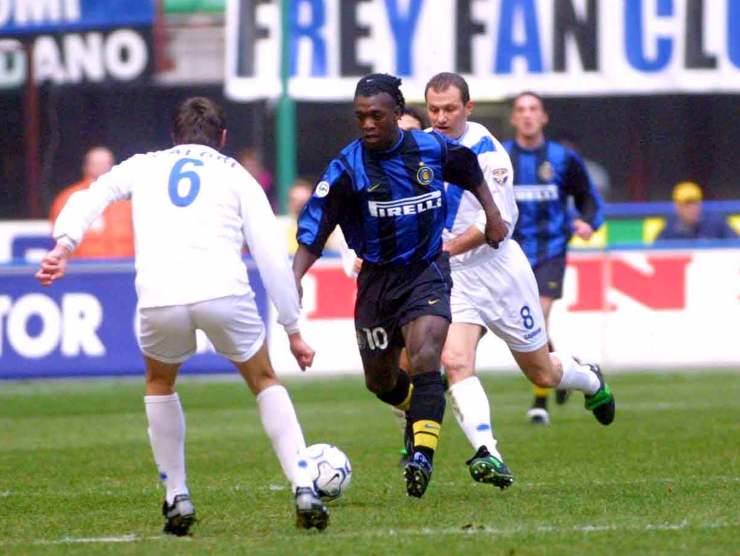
[288, 332, 315, 371]
[352, 257, 363, 275]
[484, 212, 508, 249]
[35, 244, 71, 287]
[573, 219, 594, 240]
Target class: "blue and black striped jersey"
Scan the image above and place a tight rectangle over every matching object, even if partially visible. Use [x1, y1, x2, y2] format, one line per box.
[503, 139, 604, 267]
[298, 129, 484, 265]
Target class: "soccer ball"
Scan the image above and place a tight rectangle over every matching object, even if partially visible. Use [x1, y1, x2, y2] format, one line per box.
[298, 443, 352, 501]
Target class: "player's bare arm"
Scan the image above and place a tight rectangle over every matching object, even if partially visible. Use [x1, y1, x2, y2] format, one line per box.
[443, 224, 486, 257]
[292, 244, 320, 301]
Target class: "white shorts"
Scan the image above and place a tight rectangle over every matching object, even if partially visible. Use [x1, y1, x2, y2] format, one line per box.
[450, 240, 548, 353]
[138, 295, 266, 364]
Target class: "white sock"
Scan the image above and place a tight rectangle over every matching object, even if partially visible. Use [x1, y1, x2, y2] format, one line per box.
[145, 393, 188, 505]
[391, 406, 406, 435]
[448, 376, 502, 460]
[256, 384, 311, 490]
[552, 352, 600, 395]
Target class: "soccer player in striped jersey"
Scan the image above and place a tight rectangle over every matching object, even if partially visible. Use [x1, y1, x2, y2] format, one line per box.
[422, 73, 615, 487]
[294, 74, 508, 498]
[504, 92, 606, 425]
[35, 97, 328, 533]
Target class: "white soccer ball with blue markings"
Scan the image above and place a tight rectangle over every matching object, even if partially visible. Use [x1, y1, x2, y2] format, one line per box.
[299, 443, 352, 501]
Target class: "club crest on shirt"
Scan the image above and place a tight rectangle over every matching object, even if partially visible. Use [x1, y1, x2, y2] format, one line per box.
[538, 161, 554, 182]
[416, 164, 434, 186]
[314, 180, 330, 198]
[492, 167, 508, 184]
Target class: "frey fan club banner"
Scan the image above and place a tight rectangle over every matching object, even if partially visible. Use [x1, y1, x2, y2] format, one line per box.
[225, 0, 740, 101]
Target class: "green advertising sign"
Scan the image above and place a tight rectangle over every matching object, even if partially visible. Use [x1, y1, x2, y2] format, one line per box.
[164, 0, 225, 14]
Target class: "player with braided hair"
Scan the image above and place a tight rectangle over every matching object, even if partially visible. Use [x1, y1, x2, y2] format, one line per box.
[294, 73, 508, 498]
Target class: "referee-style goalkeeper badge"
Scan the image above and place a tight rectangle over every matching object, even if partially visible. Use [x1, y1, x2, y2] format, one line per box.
[416, 165, 434, 186]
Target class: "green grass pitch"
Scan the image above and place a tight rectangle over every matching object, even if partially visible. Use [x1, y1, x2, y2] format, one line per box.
[1, 371, 738, 555]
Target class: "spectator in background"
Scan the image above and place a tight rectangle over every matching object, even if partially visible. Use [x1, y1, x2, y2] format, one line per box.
[239, 147, 274, 206]
[285, 178, 313, 254]
[657, 181, 737, 240]
[399, 105, 429, 131]
[49, 146, 134, 259]
[288, 178, 313, 218]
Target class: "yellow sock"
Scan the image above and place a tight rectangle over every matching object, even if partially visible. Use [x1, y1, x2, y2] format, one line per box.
[395, 383, 414, 412]
[412, 420, 441, 451]
[533, 385, 552, 398]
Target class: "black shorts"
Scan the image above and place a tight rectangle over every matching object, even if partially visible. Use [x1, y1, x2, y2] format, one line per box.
[533, 254, 567, 299]
[355, 251, 452, 355]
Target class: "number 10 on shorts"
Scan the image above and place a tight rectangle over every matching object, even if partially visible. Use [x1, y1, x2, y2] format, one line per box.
[357, 327, 389, 351]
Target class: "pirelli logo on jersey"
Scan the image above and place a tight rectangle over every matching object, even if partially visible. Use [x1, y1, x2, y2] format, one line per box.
[513, 185, 559, 202]
[368, 191, 442, 218]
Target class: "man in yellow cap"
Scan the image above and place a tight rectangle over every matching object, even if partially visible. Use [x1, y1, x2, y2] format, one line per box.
[657, 182, 737, 240]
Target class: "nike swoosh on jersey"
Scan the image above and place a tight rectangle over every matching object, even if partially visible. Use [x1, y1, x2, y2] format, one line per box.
[368, 182, 381, 192]
[428, 298, 440, 305]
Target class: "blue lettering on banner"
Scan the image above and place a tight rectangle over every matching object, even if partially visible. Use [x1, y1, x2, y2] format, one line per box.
[384, 0, 424, 76]
[0, 262, 268, 379]
[625, 0, 674, 72]
[290, 0, 327, 77]
[495, 0, 543, 74]
[0, 0, 155, 36]
[730, 0, 740, 68]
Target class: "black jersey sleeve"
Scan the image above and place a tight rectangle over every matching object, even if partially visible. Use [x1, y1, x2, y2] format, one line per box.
[442, 142, 485, 190]
[297, 160, 353, 256]
[564, 151, 603, 228]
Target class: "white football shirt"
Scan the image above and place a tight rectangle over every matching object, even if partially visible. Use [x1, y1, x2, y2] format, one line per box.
[53, 144, 301, 333]
[442, 121, 517, 268]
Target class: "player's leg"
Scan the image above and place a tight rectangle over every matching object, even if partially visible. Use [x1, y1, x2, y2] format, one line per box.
[442, 321, 513, 489]
[530, 294, 555, 422]
[529, 254, 566, 422]
[139, 305, 197, 536]
[354, 262, 413, 439]
[498, 245, 615, 425]
[391, 348, 412, 465]
[231, 343, 327, 529]
[513, 346, 615, 425]
[401, 314, 449, 497]
[194, 295, 327, 530]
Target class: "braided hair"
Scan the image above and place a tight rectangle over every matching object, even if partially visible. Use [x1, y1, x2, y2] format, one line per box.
[354, 73, 405, 112]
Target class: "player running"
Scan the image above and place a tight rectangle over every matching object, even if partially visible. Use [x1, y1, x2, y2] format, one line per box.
[35, 97, 329, 534]
[422, 73, 615, 487]
[293, 74, 507, 498]
[504, 92, 606, 425]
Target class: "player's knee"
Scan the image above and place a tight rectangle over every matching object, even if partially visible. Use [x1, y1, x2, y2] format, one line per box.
[409, 343, 442, 374]
[364, 373, 394, 395]
[441, 349, 473, 383]
[527, 362, 559, 388]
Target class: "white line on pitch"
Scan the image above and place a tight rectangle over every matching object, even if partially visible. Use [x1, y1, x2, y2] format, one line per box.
[30, 534, 165, 545]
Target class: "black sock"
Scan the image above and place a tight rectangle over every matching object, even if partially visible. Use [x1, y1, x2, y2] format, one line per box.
[533, 396, 548, 410]
[376, 369, 412, 408]
[407, 371, 445, 462]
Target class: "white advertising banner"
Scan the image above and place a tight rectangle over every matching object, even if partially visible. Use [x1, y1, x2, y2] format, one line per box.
[267, 247, 740, 375]
[226, 0, 740, 101]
